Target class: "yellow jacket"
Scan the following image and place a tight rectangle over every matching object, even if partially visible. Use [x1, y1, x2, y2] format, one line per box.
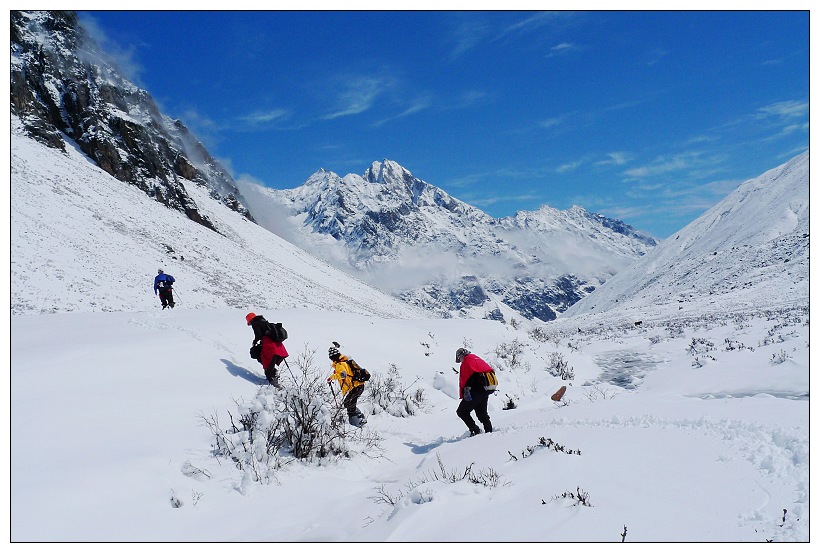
[329, 355, 364, 395]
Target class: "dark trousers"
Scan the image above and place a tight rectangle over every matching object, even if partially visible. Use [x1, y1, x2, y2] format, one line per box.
[343, 384, 364, 417]
[457, 392, 492, 433]
[265, 356, 284, 383]
[159, 288, 174, 308]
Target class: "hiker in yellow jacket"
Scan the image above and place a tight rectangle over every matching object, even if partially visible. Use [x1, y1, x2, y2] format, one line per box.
[327, 345, 367, 427]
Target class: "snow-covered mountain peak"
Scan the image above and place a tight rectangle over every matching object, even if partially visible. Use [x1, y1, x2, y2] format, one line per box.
[244, 160, 660, 322]
[564, 150, 809, 319]
[364, 159, 415, 185]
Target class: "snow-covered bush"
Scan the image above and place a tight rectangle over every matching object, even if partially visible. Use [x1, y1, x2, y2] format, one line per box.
[492, 338, 531, 372]
[369, 453, 503, 507]
[686, 337, 715, 356]
[199, 347, 380, 485]
[546, 351, 575, 380]
[724, 338, 753, 352]
[507, 437, 582, 461]
[551, 487, 592, 507]
[770, 349, 792, 365]
[529, 326, 560, 346]
[366, 363, 427, 417]
[666, 323, 686, 338]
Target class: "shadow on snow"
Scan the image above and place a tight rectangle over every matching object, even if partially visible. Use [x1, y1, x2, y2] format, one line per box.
[221, 358, 266, 386]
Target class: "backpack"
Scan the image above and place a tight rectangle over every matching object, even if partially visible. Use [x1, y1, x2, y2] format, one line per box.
[347, 358, 370, 383]
[264, 321, 288, 342]
[482, 370, 498, 392]
[157, 275, 174, 289]
[249, 343, 262, 361]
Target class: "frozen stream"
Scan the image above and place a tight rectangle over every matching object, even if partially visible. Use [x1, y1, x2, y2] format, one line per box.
[594, 350, 665, 389]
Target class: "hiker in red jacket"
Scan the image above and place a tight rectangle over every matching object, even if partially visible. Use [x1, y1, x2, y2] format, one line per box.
[246, 312, 288, 387]
[455, 348, 494, 436]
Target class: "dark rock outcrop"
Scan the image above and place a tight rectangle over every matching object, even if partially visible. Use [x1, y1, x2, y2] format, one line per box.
[10, 10, 254, 230]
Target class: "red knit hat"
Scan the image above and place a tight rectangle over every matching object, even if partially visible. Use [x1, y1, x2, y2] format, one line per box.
[245, 312, 256, 325]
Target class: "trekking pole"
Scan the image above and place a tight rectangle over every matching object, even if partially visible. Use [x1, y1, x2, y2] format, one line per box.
[283, 358, 297, 382]
[328, 380, 340, 409]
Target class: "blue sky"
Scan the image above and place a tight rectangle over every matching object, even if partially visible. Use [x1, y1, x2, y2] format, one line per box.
[79, 10, 808, 239]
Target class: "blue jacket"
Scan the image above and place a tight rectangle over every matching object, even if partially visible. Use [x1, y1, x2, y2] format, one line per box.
[154, 273, 175, 294]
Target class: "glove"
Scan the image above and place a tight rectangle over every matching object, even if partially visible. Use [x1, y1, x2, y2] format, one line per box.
[327, 377, 332, 384]
[463, 387, 472, 401]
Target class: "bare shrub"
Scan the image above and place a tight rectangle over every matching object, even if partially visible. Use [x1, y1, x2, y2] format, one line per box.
[366, 363, 427, 417]
[199, 346, 381, 485]
[770, 349, 792, 365]
[493, 338, 531, 372]
[369, 452, 504, 506]
[582, 383, 618, 402]
[546, 351, 575, 380]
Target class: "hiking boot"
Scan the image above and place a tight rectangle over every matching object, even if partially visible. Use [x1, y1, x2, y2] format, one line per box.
[469, 428, 481, 437]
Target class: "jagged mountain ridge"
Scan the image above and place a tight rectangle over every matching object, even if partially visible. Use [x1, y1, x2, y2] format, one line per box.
[10, 10, 252, 231]
[11, 114, 422, 318]
[563, 150, 809, 319]
[247, 159, 659, 322]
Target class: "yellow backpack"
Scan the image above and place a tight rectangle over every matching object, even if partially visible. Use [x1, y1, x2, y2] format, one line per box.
[483, 370, 498, 392]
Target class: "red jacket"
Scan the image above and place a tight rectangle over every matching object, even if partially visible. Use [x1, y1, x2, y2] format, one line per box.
[260, 336, 288, 369]
[458, 353, 494, 399]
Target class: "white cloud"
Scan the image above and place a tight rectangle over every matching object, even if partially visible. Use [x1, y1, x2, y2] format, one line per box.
[546, 42, 579, 58]
[756, 100, 808, 119]
[238, 109, 290, 125]
[556, 158, 587, 173]
[595, 152, 632, 166]
[321, 75, 395, 120]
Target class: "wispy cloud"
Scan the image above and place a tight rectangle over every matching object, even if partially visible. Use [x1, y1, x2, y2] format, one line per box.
[756, 100, 808, 120]
[468, 193, 542, 208]
[622, 151, 726, 180]
[447, 19, 491, 61]
[573, 175, 742, 238]
[539, 112, 576, 130]
[453, 90, 489, 109]
[499, 11, 564, 37]
[447, 11, 577, 60]
[556, 156, 592, 173]
[78, 14, 145, 86]
[373, 96, 433, 127]
[595, 152, 632, 166]
[321, 75, 395, 120]
[238, 108, 290, 125]
[546, 42, 580, 58]
[174, 108, 222, 146]
[537, 96, 648, 136]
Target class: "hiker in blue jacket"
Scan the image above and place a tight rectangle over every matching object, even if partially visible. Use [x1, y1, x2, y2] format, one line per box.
[153, 268, 176, 309]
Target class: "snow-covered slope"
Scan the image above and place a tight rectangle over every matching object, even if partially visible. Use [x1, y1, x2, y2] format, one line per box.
[563, 151, 809, 321]
[10, 303, 809, 541]
[10, 117, 422, 319]
[241, 159, 658, 322]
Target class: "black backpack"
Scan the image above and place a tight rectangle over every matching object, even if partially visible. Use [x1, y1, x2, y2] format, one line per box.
[347, 358, 370, 383]
[263, 320, 288, 342]
[249, 343, 262, 361]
